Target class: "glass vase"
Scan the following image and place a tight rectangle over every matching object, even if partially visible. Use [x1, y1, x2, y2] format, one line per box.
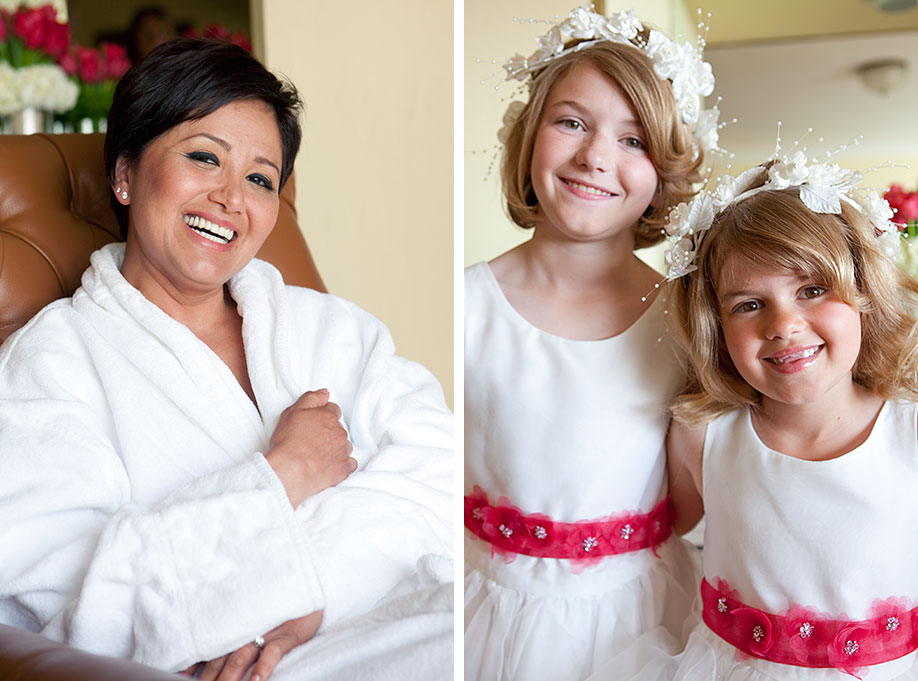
[9, 107, 50, 135]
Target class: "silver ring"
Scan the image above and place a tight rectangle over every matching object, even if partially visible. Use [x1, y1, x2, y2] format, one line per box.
[253, 635, 266, 650]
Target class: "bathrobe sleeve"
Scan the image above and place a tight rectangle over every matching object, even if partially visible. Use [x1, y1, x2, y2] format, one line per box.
[288, 292, 454, 628]
[0, 310, 325, 671]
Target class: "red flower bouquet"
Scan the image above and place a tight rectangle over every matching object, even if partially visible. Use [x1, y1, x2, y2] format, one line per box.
[57, 41, 131, 130]
[884, 184, 918, 236]
[182, 23, 252, 53]
[0, 3, 78, 121]
[884, 184, 918, 279]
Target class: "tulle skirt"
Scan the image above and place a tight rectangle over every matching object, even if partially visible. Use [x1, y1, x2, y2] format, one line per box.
[464, 534, 702, 681]
[600, 624, 918, 681]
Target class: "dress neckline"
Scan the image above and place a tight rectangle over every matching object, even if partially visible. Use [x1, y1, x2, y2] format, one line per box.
[473, 261, 664, 345]
[743, 400, 888, 465]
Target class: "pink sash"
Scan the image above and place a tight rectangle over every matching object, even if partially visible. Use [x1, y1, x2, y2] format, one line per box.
[464, 486, 672, 560]
[702, 578, 918, 678]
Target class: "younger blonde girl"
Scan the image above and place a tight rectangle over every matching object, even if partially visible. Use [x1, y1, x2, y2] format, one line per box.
[664, 155, 918, 680]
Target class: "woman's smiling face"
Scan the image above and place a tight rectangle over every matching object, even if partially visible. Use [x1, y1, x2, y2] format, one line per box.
[117, 98, 283, 299]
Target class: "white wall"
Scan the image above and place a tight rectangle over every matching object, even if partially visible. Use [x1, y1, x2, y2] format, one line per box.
[255, 0, 454, 406]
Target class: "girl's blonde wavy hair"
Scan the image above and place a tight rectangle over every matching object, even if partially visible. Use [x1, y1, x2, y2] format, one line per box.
[500, 39, 704, 250]
[668, 184, 918, 427]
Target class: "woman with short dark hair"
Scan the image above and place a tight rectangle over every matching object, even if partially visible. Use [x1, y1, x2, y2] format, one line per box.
[0, 39, 452, 681]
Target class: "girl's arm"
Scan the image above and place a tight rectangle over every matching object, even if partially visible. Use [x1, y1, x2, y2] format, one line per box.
[667, 419, 706, 535]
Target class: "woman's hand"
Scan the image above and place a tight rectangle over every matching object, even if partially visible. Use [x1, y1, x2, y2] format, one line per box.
[266, 389, 357, 508]
[182, 610, 323, 681]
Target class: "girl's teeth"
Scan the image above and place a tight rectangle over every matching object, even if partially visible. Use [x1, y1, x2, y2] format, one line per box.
[770, 347, 817, 364]
[566, 180, 612, 197]
[183, 215, 236, 244]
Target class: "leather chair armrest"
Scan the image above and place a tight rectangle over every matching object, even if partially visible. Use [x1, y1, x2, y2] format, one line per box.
[0, 624, 185, 681]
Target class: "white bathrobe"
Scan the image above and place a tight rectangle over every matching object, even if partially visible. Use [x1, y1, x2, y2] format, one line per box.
[0, 243, 453, 675]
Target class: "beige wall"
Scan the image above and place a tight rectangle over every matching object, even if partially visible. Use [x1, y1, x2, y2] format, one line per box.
[255, 0, 454, 406]
[464, 0, 686, 270]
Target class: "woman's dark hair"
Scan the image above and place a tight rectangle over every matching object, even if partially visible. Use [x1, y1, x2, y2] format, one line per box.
[104, 38, 302, 196]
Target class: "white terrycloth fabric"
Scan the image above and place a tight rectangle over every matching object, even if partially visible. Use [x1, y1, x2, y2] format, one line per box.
[0, 243, 453, 675]
[267, 553, 454, 681]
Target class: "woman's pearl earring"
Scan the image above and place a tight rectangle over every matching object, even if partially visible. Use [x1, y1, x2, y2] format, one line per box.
[115, 186, 128, 200]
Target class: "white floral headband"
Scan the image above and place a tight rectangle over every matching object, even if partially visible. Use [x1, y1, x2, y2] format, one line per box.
[661, 142, 901, 282]
[497, 6, 724, 159]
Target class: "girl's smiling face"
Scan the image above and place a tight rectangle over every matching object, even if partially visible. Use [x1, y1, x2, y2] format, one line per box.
[117, 98, 282, 300]
[529, 61, 659, 247]
[716, 254, 863, 410]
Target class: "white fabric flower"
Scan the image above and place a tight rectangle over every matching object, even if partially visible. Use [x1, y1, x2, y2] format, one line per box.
[662, 194, 715, 279]
[710, 175, 739, 208]
[664, 202, 692, 237]
[863, 191, 895, 223]
[497, 101, 526, 144]
[768, 151, 810, 188]
[806, 162, 852, 190]
[687, 59, 715, 98]
[504, 54, 529, 81]
[606, 10, 642, 41]
[498, 6, 724, 157]
[537, 26, 564, 57]
[647, 31, 684, 82]
[876, 223, 902, 261]
[679, 93, 701, 126]
[567, 7, 601, 39]
[664, 237, 699, 280]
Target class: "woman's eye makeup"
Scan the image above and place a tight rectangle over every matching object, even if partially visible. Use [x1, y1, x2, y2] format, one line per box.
[185, 150, 276, 191]
[187, 151, 218, 165]
[247, 173, 275, 191]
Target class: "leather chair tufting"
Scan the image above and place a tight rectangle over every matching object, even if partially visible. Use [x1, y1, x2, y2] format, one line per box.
[0, 132, 324, 678]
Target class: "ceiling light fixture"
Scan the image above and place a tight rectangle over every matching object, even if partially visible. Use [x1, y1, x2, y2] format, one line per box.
[868, 0, 918, 12]
[856, 58, 908, 95]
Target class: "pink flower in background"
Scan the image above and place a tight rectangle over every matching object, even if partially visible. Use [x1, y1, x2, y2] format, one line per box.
[229, 31, 252, 52]
[57, 50, 77, 76]
[42, 20, 70, 58]
[884, 184, 918, 225]
[12, 6, 48, 49]
[202, 23, 230, 41]
[182, 23, 252, 53]
[7, 5, 70, 62]
[102, 42, 131, 80]
[76, 44, 103, 83]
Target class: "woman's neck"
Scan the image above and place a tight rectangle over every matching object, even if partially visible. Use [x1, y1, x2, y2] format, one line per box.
[121, 253, 233, 333]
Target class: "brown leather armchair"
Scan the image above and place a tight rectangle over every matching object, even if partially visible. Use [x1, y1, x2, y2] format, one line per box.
[0, 133, 325, 678]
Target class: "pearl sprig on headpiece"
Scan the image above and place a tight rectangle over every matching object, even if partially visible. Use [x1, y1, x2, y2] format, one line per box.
[660, 124, 905, 281]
